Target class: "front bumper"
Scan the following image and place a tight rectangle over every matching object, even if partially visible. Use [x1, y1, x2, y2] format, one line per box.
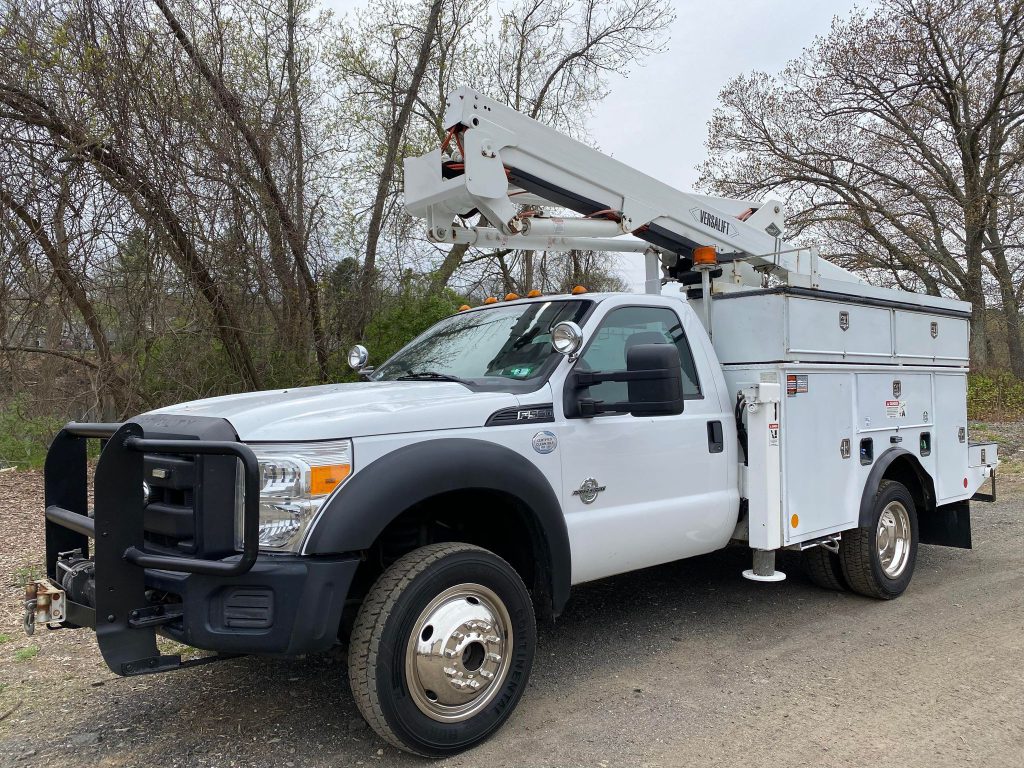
[35, 419, 360, 676]
[148, 554, 357, 656]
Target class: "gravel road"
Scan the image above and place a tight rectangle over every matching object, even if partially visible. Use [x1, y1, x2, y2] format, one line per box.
[1, 469, 1022, 768]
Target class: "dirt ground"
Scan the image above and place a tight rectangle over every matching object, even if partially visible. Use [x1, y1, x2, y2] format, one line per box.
[1, 428, 1022, 768]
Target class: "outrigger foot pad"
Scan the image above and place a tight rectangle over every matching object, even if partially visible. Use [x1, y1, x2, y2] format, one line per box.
[742, 549, 786, 582]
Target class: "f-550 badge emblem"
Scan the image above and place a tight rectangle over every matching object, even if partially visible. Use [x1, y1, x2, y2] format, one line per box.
[573, 477, 606, 504]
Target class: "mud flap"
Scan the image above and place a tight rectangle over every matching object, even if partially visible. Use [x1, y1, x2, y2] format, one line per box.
[919, 500, 972, 549]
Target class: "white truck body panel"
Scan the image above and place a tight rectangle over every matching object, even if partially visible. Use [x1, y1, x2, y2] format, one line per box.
[149, 380, 518, 442]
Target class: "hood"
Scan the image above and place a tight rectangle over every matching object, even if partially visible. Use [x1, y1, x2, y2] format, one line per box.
[146, 381, 522, 441]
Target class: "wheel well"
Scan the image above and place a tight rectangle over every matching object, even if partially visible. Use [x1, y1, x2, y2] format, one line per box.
[882, 454, 935, 515]
[344, 489, 553, 628]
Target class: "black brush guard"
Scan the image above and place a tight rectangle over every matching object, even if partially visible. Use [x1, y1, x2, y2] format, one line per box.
[43, 421, 259, 676]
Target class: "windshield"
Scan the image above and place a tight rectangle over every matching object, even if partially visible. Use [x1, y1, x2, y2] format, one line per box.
[371, 299, 591, 386]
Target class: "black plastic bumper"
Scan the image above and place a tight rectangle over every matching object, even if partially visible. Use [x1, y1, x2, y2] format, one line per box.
[148, 555, 358, 656]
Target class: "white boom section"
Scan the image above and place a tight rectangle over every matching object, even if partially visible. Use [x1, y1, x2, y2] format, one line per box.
[404, 87, 865, 288]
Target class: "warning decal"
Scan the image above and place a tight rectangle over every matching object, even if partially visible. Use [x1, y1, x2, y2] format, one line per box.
[786, 374, 809, 397]
[885, 400, 907, 418]
[769, 423, 780, 446]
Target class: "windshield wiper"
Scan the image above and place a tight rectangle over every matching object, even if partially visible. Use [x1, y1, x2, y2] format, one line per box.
[396, 370, 471, 385]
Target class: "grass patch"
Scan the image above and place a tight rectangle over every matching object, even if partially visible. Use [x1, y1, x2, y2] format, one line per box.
[0, 634, 12, 645]
[156, 637, 206, 661]
[13, 564, 43, 587]
[14, 646, 39, 662]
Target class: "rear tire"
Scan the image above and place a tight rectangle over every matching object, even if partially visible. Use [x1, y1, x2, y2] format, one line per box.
[348, 542, 536, 757]
[841, 480, 918, 599]
[801, 545, 847, 591]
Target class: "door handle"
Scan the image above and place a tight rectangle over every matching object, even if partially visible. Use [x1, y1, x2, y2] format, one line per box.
[707, 421, 724, 453]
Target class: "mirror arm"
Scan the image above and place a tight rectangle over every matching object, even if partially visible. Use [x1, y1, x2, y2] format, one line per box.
[574, 368, 672, 387]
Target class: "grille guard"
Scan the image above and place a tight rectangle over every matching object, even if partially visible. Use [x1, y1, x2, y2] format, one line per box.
[42, 421, 259, 675]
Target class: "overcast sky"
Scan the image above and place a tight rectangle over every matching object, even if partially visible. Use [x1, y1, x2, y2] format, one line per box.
[323, 0, 861, 288]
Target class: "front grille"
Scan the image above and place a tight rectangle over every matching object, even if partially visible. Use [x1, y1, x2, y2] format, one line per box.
[144, 454, 197, 551]
[139, 445, 238, 559]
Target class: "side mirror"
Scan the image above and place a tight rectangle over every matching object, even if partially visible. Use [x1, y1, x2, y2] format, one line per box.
[624, 344, 684, 416]
[569, 343, 684, 417]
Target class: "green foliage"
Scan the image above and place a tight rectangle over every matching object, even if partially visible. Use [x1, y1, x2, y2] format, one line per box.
[13, 564, 43, 586]
[0, 396, 64, 469]
[0, 634, 12, 645]
[14, 646, 39, 662]
[968, 371, 1024, 421]
[362, 288, 463, 369]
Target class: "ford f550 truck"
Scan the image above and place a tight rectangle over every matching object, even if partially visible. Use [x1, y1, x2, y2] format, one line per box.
[25, 88, 998, 756]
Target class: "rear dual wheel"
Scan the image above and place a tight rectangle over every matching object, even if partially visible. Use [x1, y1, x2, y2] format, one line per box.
[802, 480, 918, 599]
[841, 480, 918, 599]
[348, 542, 536, 757]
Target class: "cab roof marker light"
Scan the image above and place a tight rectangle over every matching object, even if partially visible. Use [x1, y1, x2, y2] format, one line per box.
[483, 296, 498, 304]
[505, 293, 520, 301]
[526, 289, 542, 298]
[571, 285, 588, 295]
[458, 304, 471, 312]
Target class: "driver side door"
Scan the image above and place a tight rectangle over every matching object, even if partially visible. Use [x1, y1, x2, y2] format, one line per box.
[557, 303, 734, 584]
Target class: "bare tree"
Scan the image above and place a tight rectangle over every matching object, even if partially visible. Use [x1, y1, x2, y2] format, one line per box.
[700, 0, 1024, 374]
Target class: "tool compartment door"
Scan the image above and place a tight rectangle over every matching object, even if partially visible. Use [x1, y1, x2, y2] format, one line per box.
[782, 372, 858, 543]
[934, 373, 969, 502]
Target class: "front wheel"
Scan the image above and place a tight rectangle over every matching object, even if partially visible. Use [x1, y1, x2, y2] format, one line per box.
[348, 542, 536, 757]
[841, 480, 919, 599]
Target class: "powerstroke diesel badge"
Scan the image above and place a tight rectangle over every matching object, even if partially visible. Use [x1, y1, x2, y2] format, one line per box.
[573, 477, 606, 504]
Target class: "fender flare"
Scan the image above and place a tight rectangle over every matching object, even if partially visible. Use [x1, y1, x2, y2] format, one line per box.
[858, 447, 935, 528]
[302, 437, 571, 614]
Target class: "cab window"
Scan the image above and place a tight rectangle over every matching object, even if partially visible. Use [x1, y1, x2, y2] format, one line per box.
[575, 306, 702, 404]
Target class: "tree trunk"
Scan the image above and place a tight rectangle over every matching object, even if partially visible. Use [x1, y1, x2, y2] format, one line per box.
[987, 221, 1024, 378]
[0, 185, 126, 412]
[155, 0, 328, 381]
[428, 242, 469, 293]
[356, 0, 444, 338]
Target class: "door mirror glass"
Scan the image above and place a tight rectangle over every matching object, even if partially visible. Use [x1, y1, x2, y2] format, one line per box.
[569, 343, 684, 417]
[625, 344, 684, 416]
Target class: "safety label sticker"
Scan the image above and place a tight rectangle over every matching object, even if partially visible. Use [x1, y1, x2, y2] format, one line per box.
[769, 423, 780, 446]
[786, 374, 809, 397]
[885, 399, 907, 418]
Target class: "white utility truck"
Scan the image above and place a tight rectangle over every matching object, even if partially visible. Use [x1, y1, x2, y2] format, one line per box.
[26, 87, 998, 757]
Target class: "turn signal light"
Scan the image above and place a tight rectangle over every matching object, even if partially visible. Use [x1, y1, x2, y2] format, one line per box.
[571, 285, 588, 295]
[310, 464, 351, 496]
[505, 292, 520, 301]
[526, 289, 542, 298]
[693, 245, 718, 266]
[458, 304, 471, 312]
[483, 296, 498, 304]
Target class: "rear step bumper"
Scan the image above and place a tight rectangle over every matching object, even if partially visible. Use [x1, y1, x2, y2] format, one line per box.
[40, 420, 357, 676]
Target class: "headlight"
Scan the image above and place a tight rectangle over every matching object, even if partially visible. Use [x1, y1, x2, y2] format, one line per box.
[235, 440, 353, 552]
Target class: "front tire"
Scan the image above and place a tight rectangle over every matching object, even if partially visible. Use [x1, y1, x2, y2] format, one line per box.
[348, 542, 536, 757]
[841, 480, 918, 599]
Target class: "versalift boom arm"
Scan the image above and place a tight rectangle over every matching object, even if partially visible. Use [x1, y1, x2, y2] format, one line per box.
[404, 86, 863, 289]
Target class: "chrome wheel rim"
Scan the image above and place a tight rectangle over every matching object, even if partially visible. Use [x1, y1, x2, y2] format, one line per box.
[405, 583, 513, 723]
[877, 501, 911, 579]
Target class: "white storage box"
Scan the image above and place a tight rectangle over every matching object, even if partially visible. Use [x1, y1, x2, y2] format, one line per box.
[708, 287, 970, 367]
